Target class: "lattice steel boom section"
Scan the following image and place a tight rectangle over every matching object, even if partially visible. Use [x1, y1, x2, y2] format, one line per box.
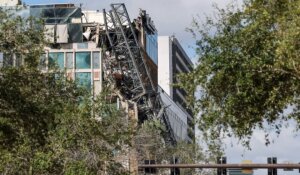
[103, 3, 176, 145]
[103, 4, 154, 100]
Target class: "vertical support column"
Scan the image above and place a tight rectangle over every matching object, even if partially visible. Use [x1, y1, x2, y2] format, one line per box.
[267, 157, 277, 175]
[128, 101, 138, 175]
[217, 157, 227, 175]
[272, 157, 277, 175]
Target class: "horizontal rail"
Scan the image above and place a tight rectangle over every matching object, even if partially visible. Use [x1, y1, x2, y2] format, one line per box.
[139, 164, 300, 169]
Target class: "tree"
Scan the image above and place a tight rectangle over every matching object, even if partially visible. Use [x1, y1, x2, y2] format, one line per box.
[181, 0, 300, 147]
[134, 120, 214, 175]
[0, 9, 132, 174]
[40, 90, 132, 175]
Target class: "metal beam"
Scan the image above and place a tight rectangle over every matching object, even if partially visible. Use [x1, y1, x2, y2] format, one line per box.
[138, 164, 300, 169]
[102, 3, 177, 146]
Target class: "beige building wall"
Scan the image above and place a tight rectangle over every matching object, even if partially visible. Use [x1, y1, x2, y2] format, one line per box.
[0, 0, 20, 6]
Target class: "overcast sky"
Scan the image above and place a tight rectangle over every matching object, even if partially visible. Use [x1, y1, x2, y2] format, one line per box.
[23, 1, 300, 174]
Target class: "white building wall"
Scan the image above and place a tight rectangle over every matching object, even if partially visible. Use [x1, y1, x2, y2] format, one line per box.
[82, 11, 104, 24]
[158, 36, 173, 98]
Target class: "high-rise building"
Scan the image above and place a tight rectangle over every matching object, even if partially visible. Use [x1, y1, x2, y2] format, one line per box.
[158, 36, 195, 141]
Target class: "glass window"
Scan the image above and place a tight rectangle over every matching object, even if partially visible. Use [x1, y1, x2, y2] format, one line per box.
[68, 23, 83, 43]
[15, 54, 23, 67]
[66, 52, 73, 69]
[75, 72, 91, 90]
[93, 51, 100, 69]
[76, 52, 91, 69]
[146, 33, 158, 65]
[39, 53, 46, 70]
[0, 52, 3, 67]
[3, 54, 13, 67]
[77, 43, 88, 49]
[49, 52, 64, 69]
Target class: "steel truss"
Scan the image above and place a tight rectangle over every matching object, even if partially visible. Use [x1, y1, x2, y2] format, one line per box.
[103, 3, 176, 145]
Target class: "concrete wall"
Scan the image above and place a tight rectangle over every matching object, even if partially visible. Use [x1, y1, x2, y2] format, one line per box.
[82, 11, 104, 24]
[158, 36, 172, 97]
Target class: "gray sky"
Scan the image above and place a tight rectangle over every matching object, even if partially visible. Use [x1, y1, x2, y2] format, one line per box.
[225, 122, 300, 175]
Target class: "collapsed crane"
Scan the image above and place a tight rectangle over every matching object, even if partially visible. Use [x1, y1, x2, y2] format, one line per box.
[102, 3, 176, 145]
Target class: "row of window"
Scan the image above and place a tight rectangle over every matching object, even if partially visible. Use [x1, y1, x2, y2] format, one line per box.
[0, 51, 100, 91]
[41, 51, 100, 70]
[41, 51, 101, 90]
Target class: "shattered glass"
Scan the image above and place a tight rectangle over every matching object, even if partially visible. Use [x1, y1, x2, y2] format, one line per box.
[30, 6, 81, 24]
[30, 5, 83, 43]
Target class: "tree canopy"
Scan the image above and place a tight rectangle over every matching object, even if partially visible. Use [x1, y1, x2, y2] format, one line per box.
[0, 9, 132, 174]
[181, 0, 300, 147]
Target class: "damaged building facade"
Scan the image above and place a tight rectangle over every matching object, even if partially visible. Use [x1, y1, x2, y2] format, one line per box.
[30, 3, 103, 95]
[0, 1, 195, 173]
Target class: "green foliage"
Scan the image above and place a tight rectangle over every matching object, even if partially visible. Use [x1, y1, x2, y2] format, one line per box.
[0, 9, 131, 174]
[134, 119, 166, 162]
[0, 9, 46, 68]
[0, 69, 132, 175]
[181, 0, 300, 147]
[135, 120, 217, 175]
[47, 91, 131, 174]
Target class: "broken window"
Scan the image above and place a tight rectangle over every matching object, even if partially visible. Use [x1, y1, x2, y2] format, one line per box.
[68, 23, 83, 43]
